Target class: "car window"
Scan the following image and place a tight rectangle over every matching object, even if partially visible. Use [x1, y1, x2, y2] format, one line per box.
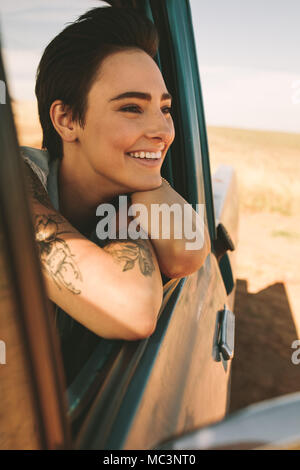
[0, 0, 211, 430]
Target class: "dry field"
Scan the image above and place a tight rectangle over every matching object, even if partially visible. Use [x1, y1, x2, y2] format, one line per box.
[208, 126, 300, 216]
[207, 126, 300, 412]
[12, 101, 300, 412]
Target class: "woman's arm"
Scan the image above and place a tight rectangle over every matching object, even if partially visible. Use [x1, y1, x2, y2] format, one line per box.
[131, 179, 211, 279]
[24, 162, 163, 340]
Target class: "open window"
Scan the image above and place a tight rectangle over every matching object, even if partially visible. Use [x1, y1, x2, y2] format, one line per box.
[0, 0, 234, 449]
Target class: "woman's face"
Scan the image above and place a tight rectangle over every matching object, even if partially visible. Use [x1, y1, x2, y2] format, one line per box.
[75, 49, 175, 194]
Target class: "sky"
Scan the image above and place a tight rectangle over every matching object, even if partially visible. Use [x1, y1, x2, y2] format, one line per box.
[190, 0, 300, 133]
[0, 0, 299, 133]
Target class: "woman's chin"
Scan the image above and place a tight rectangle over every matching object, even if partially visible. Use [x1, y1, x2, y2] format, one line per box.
[132, 175, 162, 192]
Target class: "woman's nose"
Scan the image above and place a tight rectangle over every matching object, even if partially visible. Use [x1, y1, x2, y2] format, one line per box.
[144, 112, 175, 145]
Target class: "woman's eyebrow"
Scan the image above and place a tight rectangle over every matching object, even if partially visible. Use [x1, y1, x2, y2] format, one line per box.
[109, 91, 172, 102]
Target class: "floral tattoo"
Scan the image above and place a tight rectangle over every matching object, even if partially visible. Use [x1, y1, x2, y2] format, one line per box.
[103, 239, 155, 277]
[35, 214, 82, 294]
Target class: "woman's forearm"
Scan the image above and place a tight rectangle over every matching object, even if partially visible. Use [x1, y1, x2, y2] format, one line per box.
[131, 179, 210, 278]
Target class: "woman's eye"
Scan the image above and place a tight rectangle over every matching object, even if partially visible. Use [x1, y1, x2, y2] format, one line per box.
[120, 105, 142, 114]
[162, 106, 172, 115]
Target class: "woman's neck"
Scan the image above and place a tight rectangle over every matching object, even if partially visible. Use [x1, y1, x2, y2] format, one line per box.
[58, 155, 117, 236]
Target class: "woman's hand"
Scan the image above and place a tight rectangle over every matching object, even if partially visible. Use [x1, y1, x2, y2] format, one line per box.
[130, 178, 211, 279]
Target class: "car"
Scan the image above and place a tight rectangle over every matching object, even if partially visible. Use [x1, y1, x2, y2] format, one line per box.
[0, 0, 241, 450]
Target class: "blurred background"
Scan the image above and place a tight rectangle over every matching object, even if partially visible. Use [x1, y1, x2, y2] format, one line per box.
[190, 0, 300, 411]
[0, 0, 299, 411]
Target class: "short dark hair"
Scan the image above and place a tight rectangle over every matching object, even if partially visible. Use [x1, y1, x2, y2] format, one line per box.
[35, 6, 159, 161]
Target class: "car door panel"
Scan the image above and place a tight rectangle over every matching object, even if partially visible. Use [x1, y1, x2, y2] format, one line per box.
[122, 254, 231, 449]
[0, 215, 42, 450]
[74, 251, 231, 449]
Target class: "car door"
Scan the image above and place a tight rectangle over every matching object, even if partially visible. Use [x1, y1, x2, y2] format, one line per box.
[0, 0, 238, 450]
[72, 0, 238, 450]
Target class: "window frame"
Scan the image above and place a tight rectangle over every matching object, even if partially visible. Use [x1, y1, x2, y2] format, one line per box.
[0, 45, 70, 450]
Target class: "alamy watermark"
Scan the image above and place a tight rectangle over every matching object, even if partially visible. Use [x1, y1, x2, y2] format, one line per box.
[291, 79, 300, 105]
[95, 196, 205, 250]
[0, 340, 6, 364]
[291, 340, 300, 365]
[0, 80, 6, 104]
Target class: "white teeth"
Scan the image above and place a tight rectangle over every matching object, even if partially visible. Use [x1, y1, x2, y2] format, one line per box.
[128, 151, 162, 159]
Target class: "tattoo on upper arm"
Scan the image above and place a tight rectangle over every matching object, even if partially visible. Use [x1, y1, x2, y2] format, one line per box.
[23, 162, 53, 210]
[25, 162, 154, 283]
[23, 162, 82, 293]
[103, 239, 155, 277]
[35, 214, 82, 294]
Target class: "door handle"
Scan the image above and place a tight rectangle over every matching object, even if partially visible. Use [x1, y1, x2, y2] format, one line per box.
[217, 306, 235, 361]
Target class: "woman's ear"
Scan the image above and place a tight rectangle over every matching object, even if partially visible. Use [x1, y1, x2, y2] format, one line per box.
[50, 100, 79, 143]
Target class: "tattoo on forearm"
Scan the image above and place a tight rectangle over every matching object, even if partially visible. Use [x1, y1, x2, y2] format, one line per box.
[103, 239, 155, 277]
[35, 214, 82, 294]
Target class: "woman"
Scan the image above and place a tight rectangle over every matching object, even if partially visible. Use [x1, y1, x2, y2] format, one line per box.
[22, 6, 210, 354]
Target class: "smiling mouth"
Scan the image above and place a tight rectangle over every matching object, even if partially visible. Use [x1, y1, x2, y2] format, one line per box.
[126, 150, 162, 160]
